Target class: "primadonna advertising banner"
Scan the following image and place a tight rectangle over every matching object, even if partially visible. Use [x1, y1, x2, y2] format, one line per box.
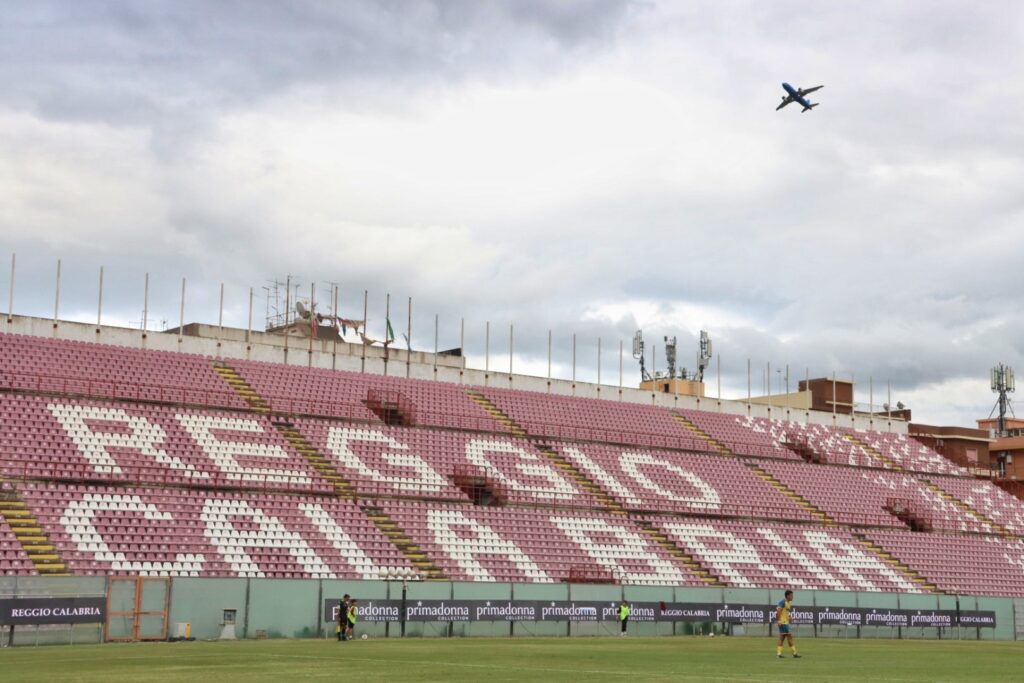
[322, 599, 996, 627]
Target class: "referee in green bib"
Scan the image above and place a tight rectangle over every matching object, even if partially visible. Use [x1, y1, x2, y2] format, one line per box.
[619, 600, 630, 636]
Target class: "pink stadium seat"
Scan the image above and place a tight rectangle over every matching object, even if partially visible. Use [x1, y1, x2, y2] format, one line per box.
[0, 395, 333, 493]
[232, 359, 507, 431]
[2, 330, 1022, 596]
[18, 483, 413, 579]
[555, 442, 813, 521]
[652, 517, 923, 593]
[0, 332, 247, 409]
[676, 410, 798, 459]
[759, 460, 994, 532]
[293, 420, 602, 507]
[864, 530, 1024, 597]
[377, 499, 705, 586]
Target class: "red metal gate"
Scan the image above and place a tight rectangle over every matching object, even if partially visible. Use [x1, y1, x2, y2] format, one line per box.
[105, 576, 170, 642]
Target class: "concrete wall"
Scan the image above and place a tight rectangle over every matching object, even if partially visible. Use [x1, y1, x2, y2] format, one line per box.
[2, 314, 908, 434]
[2, 577, 1016, 644]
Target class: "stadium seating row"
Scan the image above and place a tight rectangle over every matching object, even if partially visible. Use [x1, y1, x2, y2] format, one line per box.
[864, 530, 1024, 597]
[0, 332, 246, 409]
[5, 392, 1023, 533]
[4, 330, 1024, 598]
[18, 483, 412, 579]
[0, 395, 332, 493]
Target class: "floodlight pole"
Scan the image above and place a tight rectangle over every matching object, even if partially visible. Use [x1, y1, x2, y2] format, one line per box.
[284, 275, 293, 327]
[384, 292, 391, 373]
[832, 371, 837, 418]
[361, 290, 368, 372]
[509, 323, 513, 376]
[6, 252, 14, 324]
[53, 259, 61, 328]
[572, 333, 577, 383]
[433, 313, 438, 375]
[851, 373, 856, 424]
[485, 320, 490, 372]
[597, 337, 602, 386]
[717, 354, 721, 402]
[142, 272, 149, 338]
[548, 330, 552, 381]
[309, 283, 316, 356]
[178, 278, 186, 345]
[869, 376, 874, 425]
[887, 380, 892, 422]
[619, 339, 623, 389]
[747, 358, 751, 414]
[248, 287, 254, 347]
[331, 284, 338, 364]
[218, 283, 225, 352]
[785, 364, 790, 415]
[96, 266, 104, 330]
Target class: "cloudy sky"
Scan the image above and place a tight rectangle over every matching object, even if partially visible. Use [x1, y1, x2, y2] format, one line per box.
[2, 1, 1022, 426]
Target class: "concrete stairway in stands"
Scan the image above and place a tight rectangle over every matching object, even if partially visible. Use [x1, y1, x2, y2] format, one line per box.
[854, 534, 940, 594]
[362, 504, 445, 580]
[671, 413, 734, 456]
[843, 434, 903, 471]
[461, 392, 627, 515]
[0, 480, 69, 575]
[635, 519, 724, 586]
[534, 444, 627, 515]
[214, 361, 355, 499]
[464, 390, 528, 437]
[213, 363, 270, 413]
[214, 361, 446, 577]
[920, 480, 1010, 537]
[743, 463, 837, 526]
[273, 417, 357, 499]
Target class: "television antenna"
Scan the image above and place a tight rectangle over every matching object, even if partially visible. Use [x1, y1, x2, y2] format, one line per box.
[989, 363, 1016, 437]
[664, 336, 677, 379]
[694, 330, 712, 382]
[676, 329, 713, 381]
[632, 330, 651, 382]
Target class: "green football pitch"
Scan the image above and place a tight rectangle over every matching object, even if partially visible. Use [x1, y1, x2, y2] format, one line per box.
[2, 637, 1020, 682]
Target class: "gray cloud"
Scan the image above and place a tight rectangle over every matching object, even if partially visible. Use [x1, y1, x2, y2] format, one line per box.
[2, 1, 1023, 426]
[2, 1, 631, 121]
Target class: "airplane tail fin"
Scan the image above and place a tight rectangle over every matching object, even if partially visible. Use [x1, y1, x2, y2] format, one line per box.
[801, 103, 820, 113]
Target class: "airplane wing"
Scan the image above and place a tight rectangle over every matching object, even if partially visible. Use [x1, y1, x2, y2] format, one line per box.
[776, 98, 792, 111]
[799, 85, 824, 96]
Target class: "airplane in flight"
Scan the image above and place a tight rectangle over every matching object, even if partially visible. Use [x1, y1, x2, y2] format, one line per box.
[776, 82, 824, 112]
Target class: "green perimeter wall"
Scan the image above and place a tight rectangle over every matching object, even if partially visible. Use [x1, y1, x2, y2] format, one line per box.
[0, 577, 1018, 644]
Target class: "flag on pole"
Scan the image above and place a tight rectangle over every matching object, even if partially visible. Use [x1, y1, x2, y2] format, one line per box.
[403, 333, 410, 350]
[386, 318, 395, 343]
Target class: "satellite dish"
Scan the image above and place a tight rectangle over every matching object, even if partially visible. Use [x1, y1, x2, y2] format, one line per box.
[295, 300, 310, 320]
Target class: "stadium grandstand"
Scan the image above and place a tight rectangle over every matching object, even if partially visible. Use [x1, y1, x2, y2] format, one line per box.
[2, 308, 1024, 643]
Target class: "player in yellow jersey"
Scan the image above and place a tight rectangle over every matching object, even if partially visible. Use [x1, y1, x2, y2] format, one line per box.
[775, 590, 800, 659]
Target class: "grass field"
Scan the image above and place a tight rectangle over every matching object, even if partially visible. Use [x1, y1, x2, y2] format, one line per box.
[2, 637, 1020, 682]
